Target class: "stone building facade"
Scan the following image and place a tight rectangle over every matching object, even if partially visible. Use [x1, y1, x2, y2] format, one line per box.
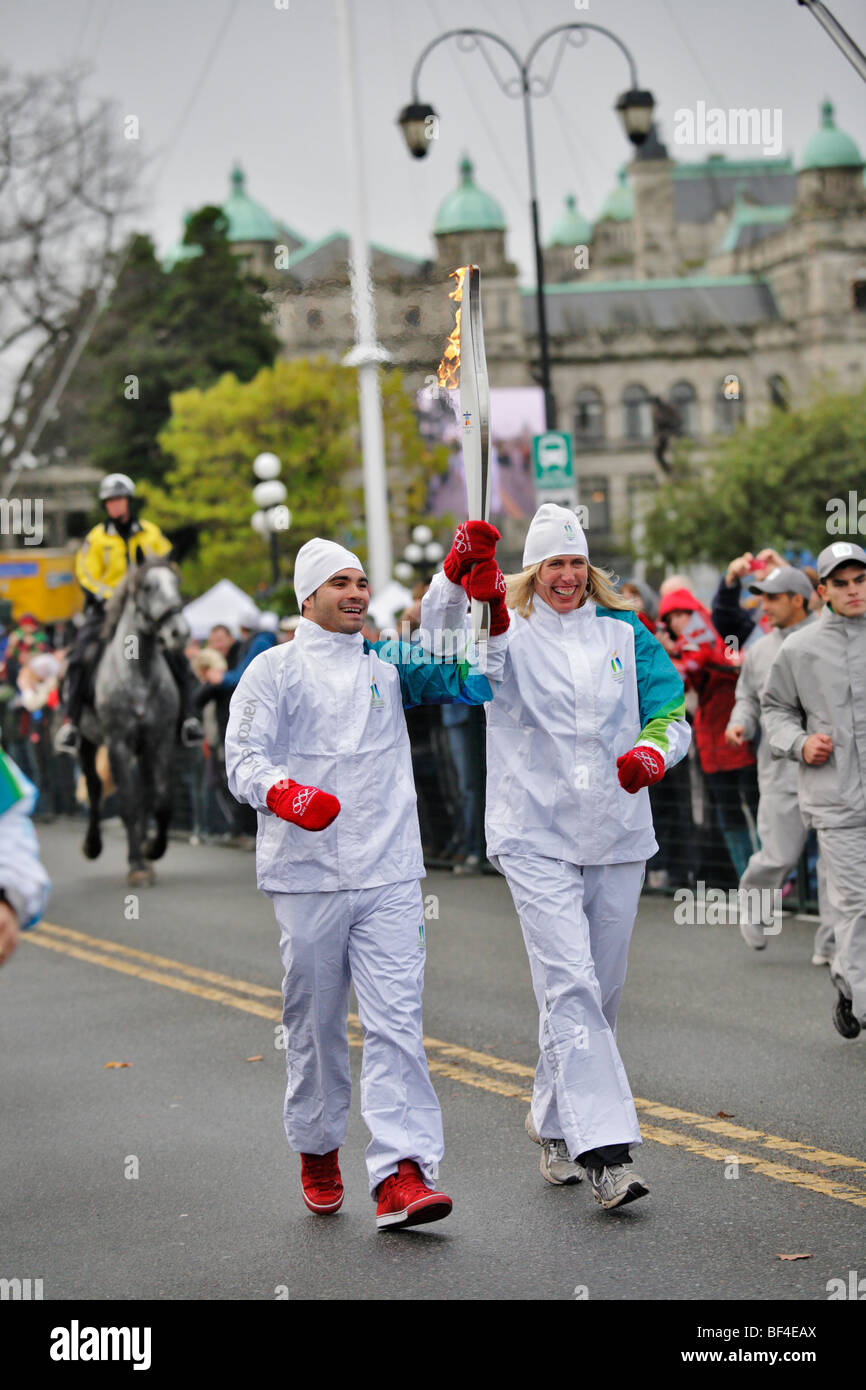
[165, 102, 866, 572]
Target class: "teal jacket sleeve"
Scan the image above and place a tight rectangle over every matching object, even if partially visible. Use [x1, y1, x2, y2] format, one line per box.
[365, 638, 492, 711]
[597, 607, 688, 758]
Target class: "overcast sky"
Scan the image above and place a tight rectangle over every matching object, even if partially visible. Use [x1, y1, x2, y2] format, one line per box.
[4, 0, 865, 281]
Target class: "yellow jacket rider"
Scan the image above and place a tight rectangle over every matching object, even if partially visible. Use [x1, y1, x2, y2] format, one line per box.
[56, 474, 203, 753]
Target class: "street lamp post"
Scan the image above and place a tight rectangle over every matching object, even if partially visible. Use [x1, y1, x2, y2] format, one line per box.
[398, 25, 655, 430]
[394, 524, 445, 587]
[251, 452, 291, 590]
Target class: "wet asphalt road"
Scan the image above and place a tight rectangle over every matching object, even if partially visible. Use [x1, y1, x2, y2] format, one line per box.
[3, 819, 864, 1308]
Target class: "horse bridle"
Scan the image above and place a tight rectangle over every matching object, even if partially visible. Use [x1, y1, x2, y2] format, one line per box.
[130, 576, 184, 638]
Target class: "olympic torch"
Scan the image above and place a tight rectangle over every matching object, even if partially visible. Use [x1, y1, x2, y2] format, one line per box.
[437, 265, 491, 640]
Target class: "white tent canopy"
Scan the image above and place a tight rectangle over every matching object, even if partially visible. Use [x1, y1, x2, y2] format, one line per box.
[183, 579, 261, 641]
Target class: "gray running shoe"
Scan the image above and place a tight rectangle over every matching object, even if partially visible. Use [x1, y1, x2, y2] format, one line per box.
[588, 1164, 649, 1209]
[525, 1111, 583, 1184]
[540, 1138, 584, 1186]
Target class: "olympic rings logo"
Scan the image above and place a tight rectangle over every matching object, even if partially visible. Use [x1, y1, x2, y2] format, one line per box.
[292, 787, 315, 816]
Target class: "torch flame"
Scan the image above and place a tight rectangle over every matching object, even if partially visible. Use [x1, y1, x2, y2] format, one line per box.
[436, 266, 468, 389]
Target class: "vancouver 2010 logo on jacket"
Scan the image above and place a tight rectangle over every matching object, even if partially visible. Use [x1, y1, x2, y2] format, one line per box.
[610, 651, 625, 681]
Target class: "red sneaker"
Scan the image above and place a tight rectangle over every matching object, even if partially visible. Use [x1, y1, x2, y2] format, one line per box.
[375, 1159, 452, 1230]
[300, 1149, 343, 1214]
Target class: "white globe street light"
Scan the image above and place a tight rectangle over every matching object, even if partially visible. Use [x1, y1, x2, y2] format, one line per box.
[251, 454, 289, 588]
[252, 452, 281, 481]
[411, 524, 433, 546]
[252, 479, 288, 510]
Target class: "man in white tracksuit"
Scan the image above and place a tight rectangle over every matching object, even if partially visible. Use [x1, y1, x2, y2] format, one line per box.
[761, 541, 866, 1039]
[225, 537, 493, 1229]
[724, 565, 835, 961]
[421, 504, 691, 1209]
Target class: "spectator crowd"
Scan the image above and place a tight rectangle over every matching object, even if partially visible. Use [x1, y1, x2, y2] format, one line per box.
[0, 544, 841, 921]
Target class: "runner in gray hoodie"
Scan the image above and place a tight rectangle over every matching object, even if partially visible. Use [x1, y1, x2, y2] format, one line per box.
[725, 565, 835, 962]
[761, 542, 866, 1038]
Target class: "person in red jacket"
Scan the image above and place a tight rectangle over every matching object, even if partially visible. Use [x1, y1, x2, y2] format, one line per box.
[657, 587, 758, 877]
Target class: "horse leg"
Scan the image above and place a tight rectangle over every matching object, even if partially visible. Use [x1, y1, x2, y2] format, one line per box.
[142, 739, 172, 862]
[107, 738, 154, 887]
[79, 738, 103, 859]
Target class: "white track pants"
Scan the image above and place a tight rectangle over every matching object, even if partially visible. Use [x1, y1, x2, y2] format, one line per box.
[740, 783, 836, 956]
[498, 854, 643, 1160]
[268, 880, 444, 1195]
[816, 828, 866, 1025]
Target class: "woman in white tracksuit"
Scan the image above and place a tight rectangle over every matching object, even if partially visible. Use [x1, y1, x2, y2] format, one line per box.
[421, 504, 691, 1209]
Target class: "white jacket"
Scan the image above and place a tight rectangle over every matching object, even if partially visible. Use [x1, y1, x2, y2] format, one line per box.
[421, 574, 690, 866]
[225, 616, 491, 893]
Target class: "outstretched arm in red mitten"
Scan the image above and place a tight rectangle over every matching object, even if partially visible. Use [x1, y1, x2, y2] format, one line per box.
[616, 746, 665, 794]
[267, 779, 341, 830]
[443, 520, 501, 584]
[466, 558, 510, 637]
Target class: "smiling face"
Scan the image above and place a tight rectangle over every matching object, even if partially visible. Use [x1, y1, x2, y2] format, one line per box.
[819, 563, 866, 618]
[303, 569, 370, 633]
[535, 554, 589, 614]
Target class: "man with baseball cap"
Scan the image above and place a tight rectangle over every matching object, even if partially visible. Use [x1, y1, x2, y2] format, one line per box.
[761, 541, 866, 1037]
[224, 535, 494, 1227]
[725, 565, 835, 961]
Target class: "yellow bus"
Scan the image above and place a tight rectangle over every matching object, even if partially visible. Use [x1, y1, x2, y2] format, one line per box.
[0, 549, 83, 624]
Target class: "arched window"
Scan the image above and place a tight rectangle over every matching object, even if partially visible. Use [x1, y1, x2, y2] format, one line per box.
[622, 384, 652, 441]
[715, 375, 746, 434]
[767, 374, 790, 410]
[669, 381, 698, 437]
[306, 308, 323, 329]
[404, 305, 421, 328]
[574, 387, 604, 448]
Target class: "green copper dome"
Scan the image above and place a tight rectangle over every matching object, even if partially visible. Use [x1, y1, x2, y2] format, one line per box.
[434, 156, 506, 235]
[801, 101, 862, 170]
[597, 167, 634, 222]
[222, 163, 281, 241]
[547, 194, 592, 247]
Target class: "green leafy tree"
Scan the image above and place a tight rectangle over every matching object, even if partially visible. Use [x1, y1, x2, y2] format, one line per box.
[144, 357, 449, 602]
[639, 385, 866, 569]
[51, 208, 279, 491]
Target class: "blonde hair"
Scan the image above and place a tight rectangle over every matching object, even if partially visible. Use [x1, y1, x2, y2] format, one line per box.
[505, 561, 639, 620]
[191, 646, 228, 679]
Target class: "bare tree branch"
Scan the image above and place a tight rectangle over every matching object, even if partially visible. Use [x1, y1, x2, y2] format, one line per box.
[0, 63, 142, 487]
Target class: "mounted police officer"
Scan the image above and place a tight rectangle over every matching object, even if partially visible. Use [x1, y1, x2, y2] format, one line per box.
[55, 473, 203, 753]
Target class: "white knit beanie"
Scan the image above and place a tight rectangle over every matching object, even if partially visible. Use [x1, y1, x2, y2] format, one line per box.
[293, 538, 365, 608]
[522, 503, 589, 568]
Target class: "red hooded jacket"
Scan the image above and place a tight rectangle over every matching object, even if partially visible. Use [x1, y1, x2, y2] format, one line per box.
[658, 588, 756, 774]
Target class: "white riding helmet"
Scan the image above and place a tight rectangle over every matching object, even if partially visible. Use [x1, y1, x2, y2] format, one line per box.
[99, 473, 137, 501]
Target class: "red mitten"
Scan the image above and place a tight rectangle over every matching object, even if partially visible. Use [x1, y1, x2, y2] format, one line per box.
[467, 559, 510, 637]
[616, 746, 665, 794]
[443, 520, 501, 584]
[267, 779, 341, 831]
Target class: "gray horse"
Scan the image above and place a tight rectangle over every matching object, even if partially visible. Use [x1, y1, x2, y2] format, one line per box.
[79, 557, 190, 885]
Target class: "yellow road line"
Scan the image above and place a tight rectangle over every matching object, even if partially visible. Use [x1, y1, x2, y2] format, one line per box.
[642, 1125, 866, 1208]
[23, 925, 866, 1209]
[38, 922, 281, 1001]
[25, 933, 280, 1022]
